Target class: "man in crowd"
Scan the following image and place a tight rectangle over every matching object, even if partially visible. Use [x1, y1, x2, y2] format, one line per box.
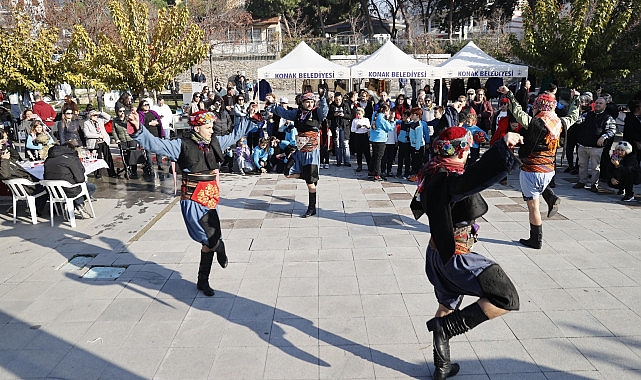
[515, 79, 531, 111]
[0, 131, 47, 217]
[572, 97, 617, 192]
[44, 142, 96, 219]
[152, 96, 174, 140]
[192, 67, 206, 83]
[32, 92, 57, 130]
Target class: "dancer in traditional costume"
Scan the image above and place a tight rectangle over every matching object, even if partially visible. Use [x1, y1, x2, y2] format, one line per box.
[128, 108, 257, 296]
[268, 91, 328, 217]
[411, 126, 523, 379]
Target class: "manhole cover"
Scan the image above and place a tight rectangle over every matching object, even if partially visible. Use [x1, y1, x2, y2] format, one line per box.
[59, 255, 94, 271]
[83, 266, 126, 280]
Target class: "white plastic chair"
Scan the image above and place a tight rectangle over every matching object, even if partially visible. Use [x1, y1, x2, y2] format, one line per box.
[40, 180, 95, 228]
[2, 178, 47, 225]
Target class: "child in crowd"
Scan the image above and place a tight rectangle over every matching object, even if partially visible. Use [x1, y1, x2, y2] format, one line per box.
[426, 106, 444, 163]
[350, 107, 371, 172]
[252, 137, 273, 174]
[235, 137, 254, 174]
[381, 108, 398, 178]
[269, 136, 287, 173]
[221, 146, 234, 173]
[396, 110, 412, 179]
[408, 107, 426, 181]
[463, 112, 488, 165]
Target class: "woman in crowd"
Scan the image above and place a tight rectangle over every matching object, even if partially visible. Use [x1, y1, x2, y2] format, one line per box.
[608, 141, 640, 202]
[25, 120, 54, 160]
[83, 110, 117, 178]
[472, 89, 494, 133]
[370, 103, 395, 181]
[188, 92, 204, 116]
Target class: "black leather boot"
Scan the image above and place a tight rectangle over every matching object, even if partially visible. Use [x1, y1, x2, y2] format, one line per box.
[542, 187, 560, 217]
[196, 251, 215, 296]
[212, 240, 228, 268]
[426, 303, 489, 379]
[302, 192, 316, 218]
[519, 223, 543, 249]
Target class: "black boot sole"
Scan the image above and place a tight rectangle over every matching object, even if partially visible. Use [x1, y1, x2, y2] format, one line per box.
[215, 241, 228, 268]
[302, 209, 316, 218]
[197, 282, 215, 296]
[519, 238, 542, 249]
[433, 362, 460, 380]
[547, 197, 560, 218]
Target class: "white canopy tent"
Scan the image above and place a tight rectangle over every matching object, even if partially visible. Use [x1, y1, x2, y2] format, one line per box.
[350, 40, 441, 80]
[256, 41, 350, 80]
[436, 41, 528, 104]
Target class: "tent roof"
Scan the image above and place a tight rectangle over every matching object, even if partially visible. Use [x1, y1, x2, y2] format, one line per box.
[438, 41, 528, 78]
[350, 40, 440, 79]
[256, 41, 350, 79]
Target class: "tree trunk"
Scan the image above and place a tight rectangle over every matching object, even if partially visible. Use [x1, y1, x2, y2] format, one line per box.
[282, 14, 292, 38]
[361, 0, 374, 37]
[398, 0, 411, 42]
[448, 0, 454, 41]
[315, 0, 325, 36]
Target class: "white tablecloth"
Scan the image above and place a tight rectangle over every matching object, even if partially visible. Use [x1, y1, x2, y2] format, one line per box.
[21, 159, 108, 180]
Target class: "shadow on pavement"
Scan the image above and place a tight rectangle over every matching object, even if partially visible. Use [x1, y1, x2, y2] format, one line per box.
[0, 310, 146, 379]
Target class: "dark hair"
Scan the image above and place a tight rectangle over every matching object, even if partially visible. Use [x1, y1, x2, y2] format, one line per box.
[378, 104, 390, 113]
[546, 83, 557, 93]
[157, 95, 164, 101]
[627, 99, 641, 114]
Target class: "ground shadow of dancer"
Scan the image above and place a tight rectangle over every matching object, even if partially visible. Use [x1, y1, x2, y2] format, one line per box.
[0, 223, 429, 378]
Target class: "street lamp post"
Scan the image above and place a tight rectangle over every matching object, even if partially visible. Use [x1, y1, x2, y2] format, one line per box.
[209, 48, 214, 88]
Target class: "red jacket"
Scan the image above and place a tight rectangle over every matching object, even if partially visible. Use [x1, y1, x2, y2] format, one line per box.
[32, 100, 57, 127]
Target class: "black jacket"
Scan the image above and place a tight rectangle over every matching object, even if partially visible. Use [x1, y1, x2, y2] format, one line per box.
[623, 113, 641, 154]
[212, 109, 233, 136]
[413, 140, 516, 263]
[178, 131, 224, 173]
[328, 101, 353, 138]
[44, 144, 85, 197]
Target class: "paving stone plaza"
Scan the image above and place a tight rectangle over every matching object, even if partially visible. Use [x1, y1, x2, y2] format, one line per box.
[1, 164, 641, 379]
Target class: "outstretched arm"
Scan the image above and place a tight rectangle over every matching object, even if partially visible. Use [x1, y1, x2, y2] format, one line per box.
[498, 86, 532, 129]
[128, 111, 182, 161]
[216, 106, 261, 149]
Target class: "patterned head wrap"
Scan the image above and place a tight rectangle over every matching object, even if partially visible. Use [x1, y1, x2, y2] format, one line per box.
[533, 93, 557, 112]
[300, 92, 315, 102]
[432, 126, 473, 158]
[188, 110, 217, 127]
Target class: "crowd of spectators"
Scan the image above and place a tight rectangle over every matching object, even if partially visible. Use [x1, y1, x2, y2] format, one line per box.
[2, 75, 640, 223]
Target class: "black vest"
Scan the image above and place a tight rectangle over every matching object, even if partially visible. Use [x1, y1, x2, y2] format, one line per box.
[295, 108, 321, 134]
[178, 134, 224, 173]
[576, 111, 610, 147]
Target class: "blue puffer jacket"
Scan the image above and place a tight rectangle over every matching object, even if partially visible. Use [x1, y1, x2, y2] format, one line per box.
[370, 113, 394, 143]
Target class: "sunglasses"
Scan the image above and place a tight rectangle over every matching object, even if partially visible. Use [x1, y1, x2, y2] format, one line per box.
[64, 112, 73, 115]
[142, 104, 150, 106]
